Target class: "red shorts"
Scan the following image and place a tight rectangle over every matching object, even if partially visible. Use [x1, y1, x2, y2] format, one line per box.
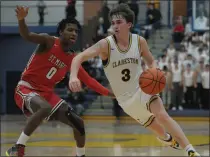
[14, 85, 64, 120]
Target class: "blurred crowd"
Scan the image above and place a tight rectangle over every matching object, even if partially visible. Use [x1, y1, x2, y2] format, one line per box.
[156, 18, 209, 111]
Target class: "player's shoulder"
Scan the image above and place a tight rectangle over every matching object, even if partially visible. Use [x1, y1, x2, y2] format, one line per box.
[136, 35, 146, 42]
[38, 33, 54, 38]
[38, 33, 49, 36]
[37, 33, 55, 44]
[97, 37, 110, 49]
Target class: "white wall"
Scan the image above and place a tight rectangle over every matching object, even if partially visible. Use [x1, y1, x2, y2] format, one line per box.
[1, 0, 84, 26]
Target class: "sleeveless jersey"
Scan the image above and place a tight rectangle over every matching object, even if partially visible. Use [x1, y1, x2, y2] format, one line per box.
[103, 34, 142, 104]
[21, 38, 74, 92]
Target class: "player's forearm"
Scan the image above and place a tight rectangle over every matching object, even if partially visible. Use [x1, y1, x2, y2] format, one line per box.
[85, 78, 109, 96]
[18, 19, 30, 39]
[70, 55, 83, 78]
[77, 66, 110, 96]
[146, 59, 156, 69]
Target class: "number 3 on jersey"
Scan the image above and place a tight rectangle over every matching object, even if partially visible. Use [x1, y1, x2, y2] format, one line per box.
[46, 67, 57, 79]
[121, 69, 130, 82]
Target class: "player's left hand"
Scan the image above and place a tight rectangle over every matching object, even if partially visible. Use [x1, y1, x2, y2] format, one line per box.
[69, 77, 82, 92]
[15, 6, 29, 20]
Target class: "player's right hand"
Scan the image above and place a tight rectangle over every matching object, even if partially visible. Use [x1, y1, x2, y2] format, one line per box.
[69, 77, 82, 92]
[15, 6, 29, 20]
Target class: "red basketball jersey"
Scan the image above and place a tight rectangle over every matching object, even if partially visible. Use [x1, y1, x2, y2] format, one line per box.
[21, 37, 74, 92]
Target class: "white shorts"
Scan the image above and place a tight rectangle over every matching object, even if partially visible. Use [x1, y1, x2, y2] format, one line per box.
[119, 89, 159, 127]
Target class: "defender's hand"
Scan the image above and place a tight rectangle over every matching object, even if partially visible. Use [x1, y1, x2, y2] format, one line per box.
[69, 77, 82, 92]
[15, 6, 29, 20]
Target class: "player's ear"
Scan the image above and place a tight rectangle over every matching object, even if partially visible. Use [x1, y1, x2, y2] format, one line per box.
[128, 22, 132, 29]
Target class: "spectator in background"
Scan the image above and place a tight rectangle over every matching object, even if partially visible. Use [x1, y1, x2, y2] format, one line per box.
[94, 17, 106, 42]
[37, 0, 47, 26]
[90, 57, 103, 83]
[158, 54, 168, 70]
[67, 88, 86, 115]
[107, 26, 114, 36]
[178, 45, 187, 64]
[169, 58, 184, 111]
[195, 47, 208, 63]
[66, 0, 76, 19]
[201, 64, 210, 110]
[187, 40, 199, 57]
[183, 54, 194, 70]
[203, 43, 209, 58]
[101, 0, 110, 35]
[167, 43, 176, 60]
[128, 0, 139, 25]
[161, 66, 172, 110]
[193, 58, 205, 109]
[185, 17, 193, 36]
[196, 2, 208, 18]
[194, 12, 209, 30]
[172, 16, 185, 46]
[183, 64, 195, 109]
[146, 3, 163, 48]
[202, 32, 210, 44]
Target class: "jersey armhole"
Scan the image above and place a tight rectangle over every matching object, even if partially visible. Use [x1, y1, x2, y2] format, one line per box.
[102, 38, 111, 68]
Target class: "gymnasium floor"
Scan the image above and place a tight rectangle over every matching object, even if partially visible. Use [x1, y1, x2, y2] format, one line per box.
[1, 115, 209, 156]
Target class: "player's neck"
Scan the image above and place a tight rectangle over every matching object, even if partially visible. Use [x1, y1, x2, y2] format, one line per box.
[115, 33, 130, 46]
[60, 41, 73, 53]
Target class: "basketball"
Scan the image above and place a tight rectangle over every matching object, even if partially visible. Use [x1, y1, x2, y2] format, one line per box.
[139, 68, 166, 95]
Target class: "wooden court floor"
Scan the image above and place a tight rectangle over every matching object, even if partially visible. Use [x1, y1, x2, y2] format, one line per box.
[1, 115, 209, 156]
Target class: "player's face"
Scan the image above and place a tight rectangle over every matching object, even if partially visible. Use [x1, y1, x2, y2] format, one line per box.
[61, 23, 78, 44]
[111, 15, 132, 36]
[186, 65, 191, 71]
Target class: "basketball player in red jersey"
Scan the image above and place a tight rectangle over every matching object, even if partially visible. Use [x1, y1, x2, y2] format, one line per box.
[6, 6, 113, 157]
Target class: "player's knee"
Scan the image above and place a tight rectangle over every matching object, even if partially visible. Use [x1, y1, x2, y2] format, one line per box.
[78, 119, 85, 136]
[155, 111, 171, 123]
[65, 108, 85, 136]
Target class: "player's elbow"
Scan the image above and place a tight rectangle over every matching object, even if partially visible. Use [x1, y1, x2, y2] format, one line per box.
[20, 32, 30, 40]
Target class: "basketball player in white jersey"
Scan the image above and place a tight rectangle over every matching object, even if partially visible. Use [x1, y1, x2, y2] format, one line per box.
[69, 4, 200, 157]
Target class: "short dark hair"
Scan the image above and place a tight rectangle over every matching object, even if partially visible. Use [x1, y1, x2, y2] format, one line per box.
[161, 54, 166, 58]
[163, 66, 168, 71]
[56, 17, 81, 35]
[109, 3, 135, 25]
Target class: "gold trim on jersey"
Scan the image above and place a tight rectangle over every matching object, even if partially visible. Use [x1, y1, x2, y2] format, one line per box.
[146, 95, 160, 112]
[137, 35, 141, 55]
[111, 34, 132, 53]
[143, 115, 155, 127]
[103, 38, 111, 68]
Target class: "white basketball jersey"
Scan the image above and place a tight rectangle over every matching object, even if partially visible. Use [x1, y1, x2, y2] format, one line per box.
[103, 34, 142, 104]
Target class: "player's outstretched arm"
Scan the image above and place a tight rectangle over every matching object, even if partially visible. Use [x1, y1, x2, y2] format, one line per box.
[69, 39, 108, 92]
[139, 36, 156, 68]
[16, 6, 53, 45]
[77, 67, 114, 97]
